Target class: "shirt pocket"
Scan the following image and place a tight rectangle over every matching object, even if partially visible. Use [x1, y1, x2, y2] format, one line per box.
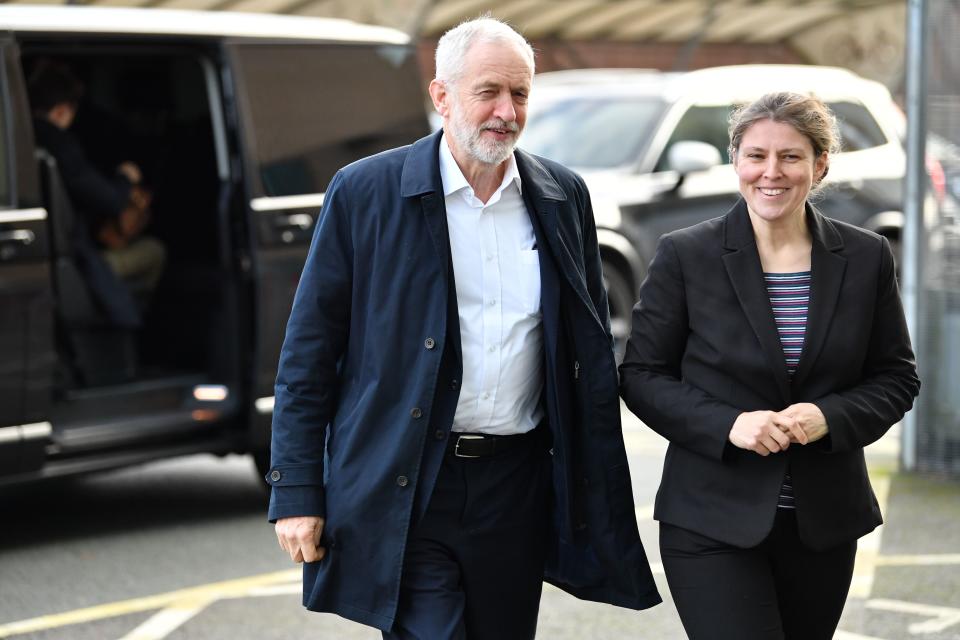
[518, 249, 541, 316]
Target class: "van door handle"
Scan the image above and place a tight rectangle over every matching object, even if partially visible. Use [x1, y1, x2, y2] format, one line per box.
[0, 229, 35, 245]
[274, 214, 314, 230]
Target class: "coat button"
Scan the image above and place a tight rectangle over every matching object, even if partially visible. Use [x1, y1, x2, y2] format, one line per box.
[424, 337, 436, 350]
[434, 429, 445, 440]
[396, 475, 409, 487]
[450, 379, 459, 390]
[270, 470, 281, 482]
[410, 407, 422, 419]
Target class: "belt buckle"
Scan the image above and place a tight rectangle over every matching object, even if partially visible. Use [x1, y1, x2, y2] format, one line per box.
[454, 434, 485, 458]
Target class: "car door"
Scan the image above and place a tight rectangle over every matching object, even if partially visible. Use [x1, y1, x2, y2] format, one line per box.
[0, 36, 55, 480]
[226, 39, 430, 455]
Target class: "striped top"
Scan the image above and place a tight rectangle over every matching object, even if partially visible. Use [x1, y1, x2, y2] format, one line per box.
[764, 271, 811, 376]
[764, 270, 811, 510]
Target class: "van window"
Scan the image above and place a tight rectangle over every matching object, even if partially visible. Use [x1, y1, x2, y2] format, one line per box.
[232, 44, 429, 198]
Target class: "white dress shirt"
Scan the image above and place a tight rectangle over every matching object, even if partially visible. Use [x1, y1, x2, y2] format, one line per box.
[439, 135, 544, 435]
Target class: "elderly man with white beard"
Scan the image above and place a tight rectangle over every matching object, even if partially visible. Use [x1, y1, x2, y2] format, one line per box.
[267, 17, 661, 640]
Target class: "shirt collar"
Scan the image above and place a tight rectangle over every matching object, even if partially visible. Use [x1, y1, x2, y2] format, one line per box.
[438, 132, 522, 200]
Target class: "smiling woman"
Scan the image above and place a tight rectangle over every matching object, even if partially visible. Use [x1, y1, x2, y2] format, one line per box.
[734, 119, 828, 232]
[619, 90, 920, 640]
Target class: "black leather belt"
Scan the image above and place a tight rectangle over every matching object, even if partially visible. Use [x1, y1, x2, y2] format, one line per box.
[446, 429, 539, 458]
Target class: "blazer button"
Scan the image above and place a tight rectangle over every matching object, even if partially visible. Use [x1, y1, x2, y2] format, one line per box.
[410, 407, 422, 419]
[396, 475, 409, 487]
[424, 337, 436, 350]
[450, 379, 459, 390]
[270, 470, 281, 482]
[434, 429, 445, 440]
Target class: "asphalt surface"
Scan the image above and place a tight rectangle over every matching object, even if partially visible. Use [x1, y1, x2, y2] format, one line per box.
[0, 406, 957, 639]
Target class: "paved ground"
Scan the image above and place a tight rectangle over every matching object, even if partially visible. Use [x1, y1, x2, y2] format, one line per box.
[0, 406, 958, 639]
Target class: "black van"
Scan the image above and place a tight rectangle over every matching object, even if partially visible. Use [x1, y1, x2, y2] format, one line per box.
[0, 6, 430, 485]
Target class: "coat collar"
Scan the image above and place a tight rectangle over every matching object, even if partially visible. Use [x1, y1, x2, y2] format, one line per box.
[400, 130, 445, 198]
[398, 131, 600, 334]
[720, 199, 847, 403]
[514, 148, 567, 203]
[514, 149, 605, 327]
[399, 129, 568, 203]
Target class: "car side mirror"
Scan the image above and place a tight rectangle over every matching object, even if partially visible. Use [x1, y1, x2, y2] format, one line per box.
[667, 140, 723, 175]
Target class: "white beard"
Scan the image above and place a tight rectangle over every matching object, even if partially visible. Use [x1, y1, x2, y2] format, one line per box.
[447, 104, 519, 166]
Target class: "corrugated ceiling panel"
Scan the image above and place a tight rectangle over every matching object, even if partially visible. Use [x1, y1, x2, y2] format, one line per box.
[607, 1, 702, 40]
[516, 0, 600, 39]
[558, 0, 657, 39]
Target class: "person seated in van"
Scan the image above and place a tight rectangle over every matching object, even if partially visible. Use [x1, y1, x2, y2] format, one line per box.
[28, 61, 166, 301]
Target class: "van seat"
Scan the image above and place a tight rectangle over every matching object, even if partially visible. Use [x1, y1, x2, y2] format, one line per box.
[36, 149, 137, 386]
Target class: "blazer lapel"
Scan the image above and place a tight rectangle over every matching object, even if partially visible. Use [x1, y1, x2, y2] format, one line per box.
[791, 206, 846, 387]
[721, 200, 792, 405]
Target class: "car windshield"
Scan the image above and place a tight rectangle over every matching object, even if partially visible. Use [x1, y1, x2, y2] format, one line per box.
[521, 96, 666, 169]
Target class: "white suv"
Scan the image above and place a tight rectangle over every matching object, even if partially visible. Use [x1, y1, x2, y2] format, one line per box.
[521, 65, 913, 351]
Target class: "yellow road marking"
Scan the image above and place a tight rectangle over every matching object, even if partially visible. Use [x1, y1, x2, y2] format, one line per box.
[0, 569, 298, 638]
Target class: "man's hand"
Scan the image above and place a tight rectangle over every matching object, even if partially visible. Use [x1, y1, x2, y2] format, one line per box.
[275, 516, 326, 563]
[729, 410, 808, 456]
[779, 402, 829, 444]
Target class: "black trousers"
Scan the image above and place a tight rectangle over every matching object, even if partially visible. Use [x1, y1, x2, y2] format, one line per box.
[660, 509, 857, 640]
[384, 433, 551, 640]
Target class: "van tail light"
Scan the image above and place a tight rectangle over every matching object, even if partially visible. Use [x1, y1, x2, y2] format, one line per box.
[927, 155, 947, 204]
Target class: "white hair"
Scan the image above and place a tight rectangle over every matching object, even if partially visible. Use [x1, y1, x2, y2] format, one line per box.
[434, 16, 535, 86]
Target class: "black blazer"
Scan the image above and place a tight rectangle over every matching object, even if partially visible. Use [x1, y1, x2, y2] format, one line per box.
[619, 199, 920, 551]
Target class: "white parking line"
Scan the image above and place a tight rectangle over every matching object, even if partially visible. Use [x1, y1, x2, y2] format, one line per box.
[875, 554, 960, 566]
[117, 596, 217, 640]
[835, 631, 887, 640]
[867, 598, 960, 634]
[850, 475, 891, 598]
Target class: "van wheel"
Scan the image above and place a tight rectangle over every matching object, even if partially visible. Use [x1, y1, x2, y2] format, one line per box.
[602, 262, 635, 363]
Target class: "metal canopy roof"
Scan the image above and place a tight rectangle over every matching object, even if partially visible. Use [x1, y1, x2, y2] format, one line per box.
[417, 0, 898, 42]
[0, 0, 906, 84]
[0, 0, 902, 44]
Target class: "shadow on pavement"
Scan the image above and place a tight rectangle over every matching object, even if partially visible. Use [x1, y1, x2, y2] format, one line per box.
[0, 454, 267, 548]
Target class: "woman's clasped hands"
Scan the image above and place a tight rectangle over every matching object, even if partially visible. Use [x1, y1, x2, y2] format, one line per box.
[728, 402, 828, 456]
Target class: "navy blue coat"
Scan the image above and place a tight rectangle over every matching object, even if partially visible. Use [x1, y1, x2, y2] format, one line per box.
[267, 131, 661, 631]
